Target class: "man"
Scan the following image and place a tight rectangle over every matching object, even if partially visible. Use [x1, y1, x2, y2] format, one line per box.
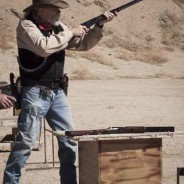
[3, 0, 117, 183]
[0, 93, 16, 109]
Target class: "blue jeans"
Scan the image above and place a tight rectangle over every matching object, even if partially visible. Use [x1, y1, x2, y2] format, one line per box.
[3, 86, 77, 184]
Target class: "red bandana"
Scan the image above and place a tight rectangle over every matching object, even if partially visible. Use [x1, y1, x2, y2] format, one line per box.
[35, 21, 53, 30]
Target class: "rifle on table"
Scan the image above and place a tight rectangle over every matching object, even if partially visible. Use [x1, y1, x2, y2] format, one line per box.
[60, 126, 175, 137]
[81, 0, 143, 28]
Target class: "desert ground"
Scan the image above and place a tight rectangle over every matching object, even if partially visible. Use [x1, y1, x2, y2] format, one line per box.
[0, 0, 184, 184]
[0, 79, 184, 184]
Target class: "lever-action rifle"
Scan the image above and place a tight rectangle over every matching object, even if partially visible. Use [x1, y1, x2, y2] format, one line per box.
[81, 0, 143, 28]
[58, 126, 175, 137]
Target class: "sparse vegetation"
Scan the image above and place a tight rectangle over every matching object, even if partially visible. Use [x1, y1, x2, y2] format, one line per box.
[103, 26, 114, 37]
[67, 50, 116, 67]
[145, 35, 154, 44]
[135, 48, 168, 65]
[80, 52, 116, 67]
[77, 0, 110, 10]
[159, 10, 184, 49]
[172, 0, 184, 9]
[0, 33, 15, 50]
[102, 35, 167, 65]
[94, 0, 110, 11]
[71, 65, 99, 80]
[66, 50, 80, 58]
[116, 47, 168, 65]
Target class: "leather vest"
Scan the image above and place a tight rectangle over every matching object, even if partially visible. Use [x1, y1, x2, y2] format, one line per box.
[18, 17, 65, 84]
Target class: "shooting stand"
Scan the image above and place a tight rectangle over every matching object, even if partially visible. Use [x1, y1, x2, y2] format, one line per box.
[54, 130, 180, 184]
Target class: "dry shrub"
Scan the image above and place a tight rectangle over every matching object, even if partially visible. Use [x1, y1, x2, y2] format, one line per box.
[172, 0, 184, 9]
[66, 50, 115, 67]
[80, 51, 115, 67]
[134, 48, 168, 64]
[103, 26, 114, 37]
[102, 36, 125, 48]
[77, 0, 110, 9]
[116, 47, 168, 65]
[77, 0, 92, 6]
[102, 35, 141, 52]
[145, 35, 154, 43]
[66, 50, 80, 58]
[0, 33, 15, 50]
[94, 0, 110, 11]
[159, 10, 184, 48]
[71, 65, 99, 80]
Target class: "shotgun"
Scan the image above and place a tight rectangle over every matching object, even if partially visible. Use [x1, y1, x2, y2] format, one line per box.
[81, 0, 143, 28]
[62, 126, 175, 137]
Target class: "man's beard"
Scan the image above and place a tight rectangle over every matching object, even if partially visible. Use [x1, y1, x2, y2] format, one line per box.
[47, 15, 61, 26]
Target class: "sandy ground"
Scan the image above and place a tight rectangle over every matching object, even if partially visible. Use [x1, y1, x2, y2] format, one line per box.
[0, 79, 184, 184]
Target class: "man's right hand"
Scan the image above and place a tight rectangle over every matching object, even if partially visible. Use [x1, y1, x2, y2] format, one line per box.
[0, 94, 16, 109]
[70, 25, 89, 38]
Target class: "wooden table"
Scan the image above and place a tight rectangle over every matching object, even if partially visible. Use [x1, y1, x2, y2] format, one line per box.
[72, 132, 174, 184]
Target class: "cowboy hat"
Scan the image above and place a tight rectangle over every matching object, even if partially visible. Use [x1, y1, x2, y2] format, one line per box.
[23, 0, 69, 12]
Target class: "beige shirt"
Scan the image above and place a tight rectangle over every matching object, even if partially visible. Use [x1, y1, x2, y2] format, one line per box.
[17, 20, 103, 57]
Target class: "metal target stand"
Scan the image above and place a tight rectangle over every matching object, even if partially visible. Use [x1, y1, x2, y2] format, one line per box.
[12, 105, 60, 171]
[43, 118, 58, 168]
[26, 118, 60, 171]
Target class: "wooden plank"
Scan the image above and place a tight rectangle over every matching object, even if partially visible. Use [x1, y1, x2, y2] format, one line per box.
[0, 142, 14, 151]
[0, 116, 18, 127]
[72, 132, 174, 141]
[0, 127, 15, 142]
[99, 139, 162, 184]
[79, 141, 99, 184]
[0, 117, 18, 121]
[100, 139, 161, 152]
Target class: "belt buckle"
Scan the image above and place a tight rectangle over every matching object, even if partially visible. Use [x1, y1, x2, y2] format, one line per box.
[51, 81, 58, 89]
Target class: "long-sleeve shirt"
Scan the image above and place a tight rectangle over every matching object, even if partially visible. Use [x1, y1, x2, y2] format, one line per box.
[17, 19, 103, 57]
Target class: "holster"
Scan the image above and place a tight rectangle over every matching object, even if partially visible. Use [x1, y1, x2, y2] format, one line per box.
[10, 73, 22, 110]
[60, 74, 69, 96]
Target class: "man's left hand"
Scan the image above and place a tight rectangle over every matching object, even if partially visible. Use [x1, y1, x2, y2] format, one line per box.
[0, 94, 16, 109]
[97, 11, 117, 27]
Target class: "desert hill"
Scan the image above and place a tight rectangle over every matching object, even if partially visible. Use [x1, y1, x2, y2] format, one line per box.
[0, 0, 184, 80]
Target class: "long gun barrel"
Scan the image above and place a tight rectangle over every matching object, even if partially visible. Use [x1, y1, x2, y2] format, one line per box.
[81, 0, 143, 28]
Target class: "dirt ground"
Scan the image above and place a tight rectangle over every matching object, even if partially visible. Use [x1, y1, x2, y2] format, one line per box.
[0, 79, 184, 184]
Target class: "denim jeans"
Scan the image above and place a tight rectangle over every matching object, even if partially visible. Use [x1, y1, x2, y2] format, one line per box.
[3, 86, 77, 184]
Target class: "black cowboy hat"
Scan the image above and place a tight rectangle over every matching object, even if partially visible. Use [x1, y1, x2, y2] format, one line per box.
[23, 0, 69, 12]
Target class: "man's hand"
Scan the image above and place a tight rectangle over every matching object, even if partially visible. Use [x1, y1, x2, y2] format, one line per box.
[97, 11, 117, 27]
[70, 25, 89, 38]
[0, 94, 16, 109]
